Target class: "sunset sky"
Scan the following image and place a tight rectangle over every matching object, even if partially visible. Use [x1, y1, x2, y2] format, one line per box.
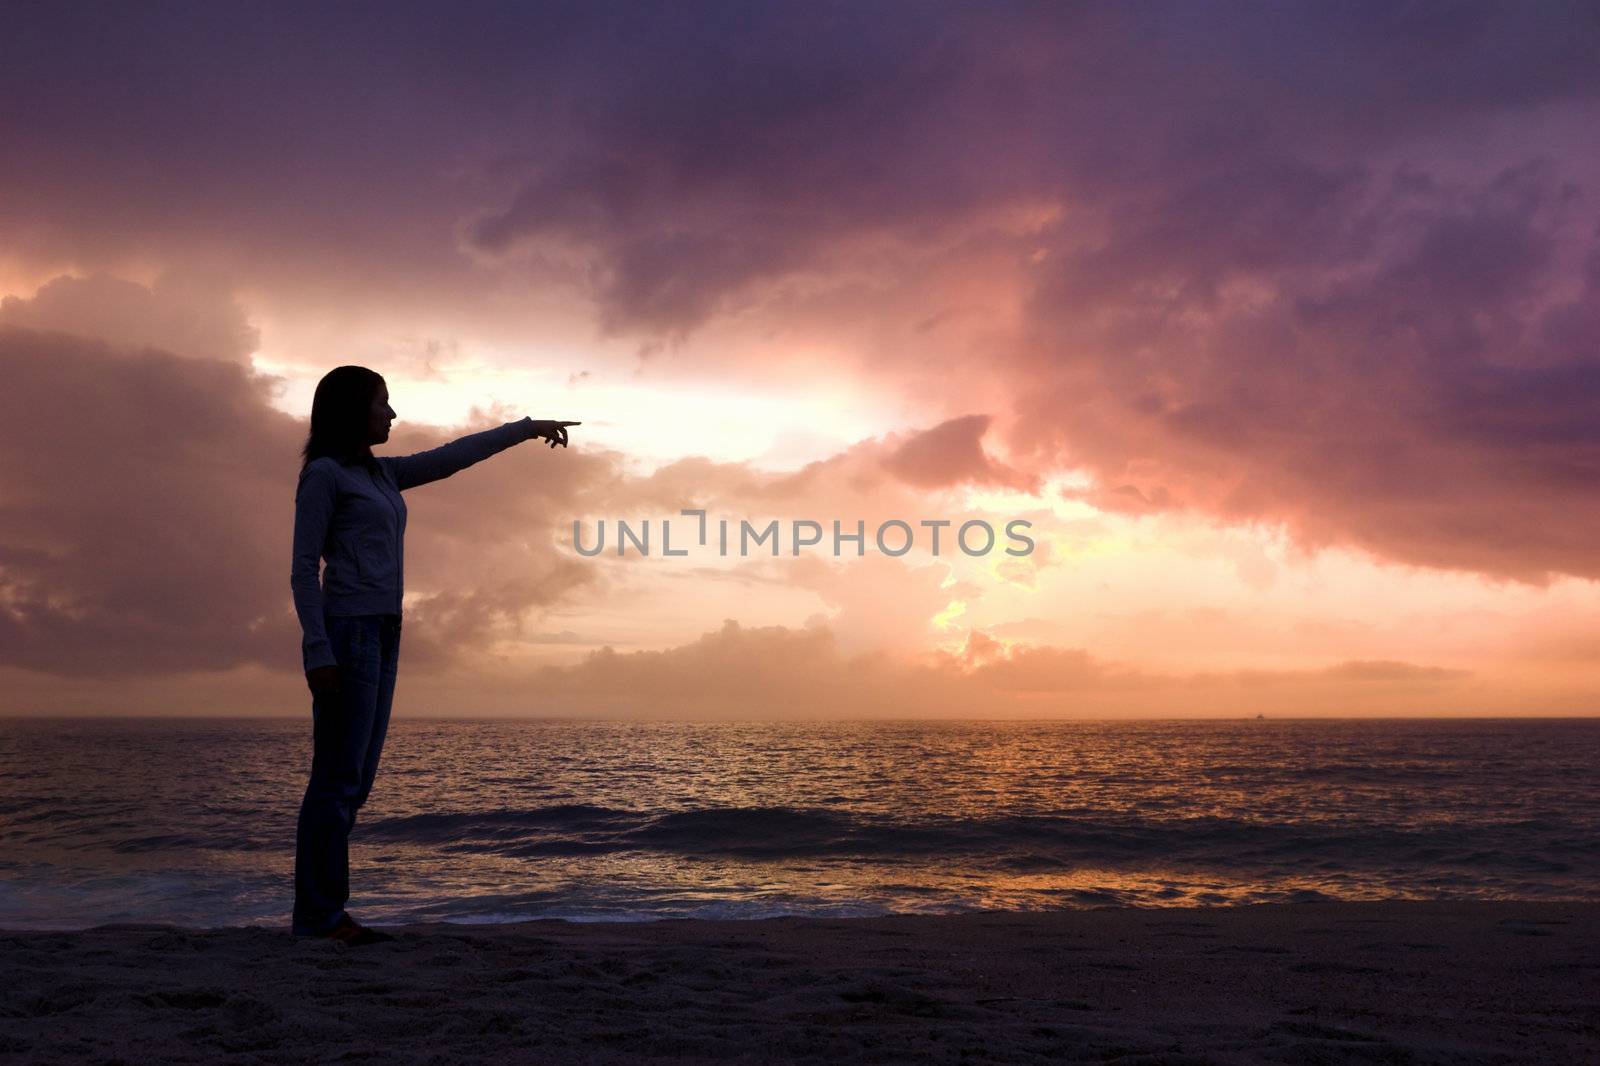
[3, 2, 1599, 717]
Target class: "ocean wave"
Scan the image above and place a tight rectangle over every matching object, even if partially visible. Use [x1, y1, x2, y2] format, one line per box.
[356, 804, 1600, 876]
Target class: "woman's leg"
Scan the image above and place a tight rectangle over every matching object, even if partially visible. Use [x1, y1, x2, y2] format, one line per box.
[293, 614, 385, 936]
[353, 614, 400, 817]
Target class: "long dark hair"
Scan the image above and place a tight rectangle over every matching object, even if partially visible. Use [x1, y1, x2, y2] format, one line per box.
[300, 365, 384, 474]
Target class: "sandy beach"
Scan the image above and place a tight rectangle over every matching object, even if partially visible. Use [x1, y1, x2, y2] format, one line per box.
[2, 900, 1595, 1064]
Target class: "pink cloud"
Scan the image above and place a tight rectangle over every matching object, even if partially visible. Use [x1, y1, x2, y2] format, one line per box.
[882, 414, 1039, 493]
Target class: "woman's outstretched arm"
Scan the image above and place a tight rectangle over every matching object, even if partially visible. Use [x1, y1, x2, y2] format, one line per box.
[386, 417, 577, 491]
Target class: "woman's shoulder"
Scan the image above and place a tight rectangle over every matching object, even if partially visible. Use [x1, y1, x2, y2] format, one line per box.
[298, 456, 353, 488]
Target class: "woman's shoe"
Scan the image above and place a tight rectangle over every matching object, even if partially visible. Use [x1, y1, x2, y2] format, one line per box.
[321, 914, 395, 946]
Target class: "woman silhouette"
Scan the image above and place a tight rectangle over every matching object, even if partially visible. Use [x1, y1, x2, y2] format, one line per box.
[289, 365, 578, 944]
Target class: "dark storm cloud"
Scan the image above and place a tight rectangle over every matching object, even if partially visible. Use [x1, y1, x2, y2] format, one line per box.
[1019, 157, 1600, 581]
[0, 325, 304, 675]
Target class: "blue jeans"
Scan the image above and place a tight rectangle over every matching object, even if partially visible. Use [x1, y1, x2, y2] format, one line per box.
[293, 612, 401, 935]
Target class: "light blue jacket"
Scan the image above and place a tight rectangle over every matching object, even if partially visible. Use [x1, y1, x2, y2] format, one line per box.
[291, 417, 537, 673]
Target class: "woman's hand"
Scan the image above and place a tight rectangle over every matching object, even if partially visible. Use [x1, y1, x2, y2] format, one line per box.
[529, 420, 581, 449]
[306, 665, 341, 697]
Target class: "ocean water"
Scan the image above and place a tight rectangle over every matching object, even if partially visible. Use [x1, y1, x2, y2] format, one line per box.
[0, 716, 1595, 931]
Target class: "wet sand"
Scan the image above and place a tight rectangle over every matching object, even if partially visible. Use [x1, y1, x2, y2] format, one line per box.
[2, 900, 1595, 1063]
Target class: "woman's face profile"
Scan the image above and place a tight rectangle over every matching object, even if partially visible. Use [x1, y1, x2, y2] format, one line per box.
[367, 381, 396, 445]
